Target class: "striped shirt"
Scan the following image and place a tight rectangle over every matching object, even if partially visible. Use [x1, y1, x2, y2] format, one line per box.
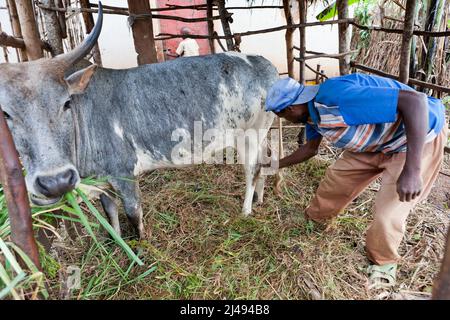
[306, 74, 445, 154]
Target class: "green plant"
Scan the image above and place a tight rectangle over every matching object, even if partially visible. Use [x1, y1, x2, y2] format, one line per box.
[0, 178, 154, 300]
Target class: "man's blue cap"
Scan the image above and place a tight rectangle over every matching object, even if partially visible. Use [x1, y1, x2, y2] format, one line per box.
[265, 77, 320, 113]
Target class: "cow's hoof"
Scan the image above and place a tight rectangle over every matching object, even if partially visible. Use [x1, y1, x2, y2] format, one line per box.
[241, 209, 252, 217]
[252, 192, 258, 203]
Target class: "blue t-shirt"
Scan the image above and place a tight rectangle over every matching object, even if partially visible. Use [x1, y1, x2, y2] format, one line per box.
[306, 73, 445, 153]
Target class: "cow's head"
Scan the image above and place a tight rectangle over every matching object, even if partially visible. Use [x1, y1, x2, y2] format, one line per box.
[0, 4, 103, 206]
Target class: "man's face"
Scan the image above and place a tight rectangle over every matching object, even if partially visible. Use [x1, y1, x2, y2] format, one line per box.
[275, 104, 309, 123]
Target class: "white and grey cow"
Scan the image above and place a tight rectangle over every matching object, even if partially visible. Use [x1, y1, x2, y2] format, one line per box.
[0, 5, 278, 238]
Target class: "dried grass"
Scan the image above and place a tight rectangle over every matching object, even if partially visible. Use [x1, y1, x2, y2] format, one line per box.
[46, 127, 448, 300]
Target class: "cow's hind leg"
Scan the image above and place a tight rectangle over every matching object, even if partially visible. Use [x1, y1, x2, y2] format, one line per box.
[237, 134, 260, 217]
[109, 178, 145, 239]
[100, 193, 121, 236]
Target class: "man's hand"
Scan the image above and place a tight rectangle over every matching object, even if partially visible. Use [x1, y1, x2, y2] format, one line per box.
[397, 167, 423, 202]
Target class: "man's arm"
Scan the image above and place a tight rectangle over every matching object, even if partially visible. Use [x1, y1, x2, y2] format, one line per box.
[279, 136, 322, 169]
[396, 90, 429, 202]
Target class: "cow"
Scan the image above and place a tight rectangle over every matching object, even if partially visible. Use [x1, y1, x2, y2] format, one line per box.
[0, 4, 278, 238]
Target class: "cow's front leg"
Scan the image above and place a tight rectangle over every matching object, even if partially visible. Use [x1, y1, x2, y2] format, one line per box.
[100, 193, 121, 236]
[109, 178, 145, 239]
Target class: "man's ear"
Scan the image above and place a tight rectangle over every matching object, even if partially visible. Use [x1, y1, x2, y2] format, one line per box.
[64, 64, 97, 95]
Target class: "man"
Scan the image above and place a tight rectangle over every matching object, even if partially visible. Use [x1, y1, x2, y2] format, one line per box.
[265, 73, 447, 289]
[167, 27, 200, 58]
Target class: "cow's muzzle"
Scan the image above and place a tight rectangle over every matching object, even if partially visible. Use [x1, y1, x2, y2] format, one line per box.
[30, 193, 63, 207]
[33, 169, 79, 204]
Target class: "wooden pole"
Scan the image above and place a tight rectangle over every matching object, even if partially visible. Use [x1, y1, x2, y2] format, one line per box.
[422, 0, 445, 84]
[298, 0, 307, 84]
[0, 106, 41, 270]
[337, 0, 351, 75]
[40, 0, 64, 56]
[207, 0, 216, 54]
[217, 0, 234, 51]
[6, 0, 27, 61]
[399, 0, 418, 83]
[80, 0, 102, 65]
[283, 0, 294, 78]
[432, 226, 450, 299]
[15, 0, 44, 60]
[127, 0, 158, 65]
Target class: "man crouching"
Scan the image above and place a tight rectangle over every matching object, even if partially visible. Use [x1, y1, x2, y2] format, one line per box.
[265, 73, 447, 289]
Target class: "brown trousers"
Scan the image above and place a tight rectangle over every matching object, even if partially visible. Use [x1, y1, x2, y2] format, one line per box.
[306, 127, 447, 265]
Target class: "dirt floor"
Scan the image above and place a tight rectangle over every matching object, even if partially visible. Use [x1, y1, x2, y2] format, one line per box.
[48, 127, 450, 300]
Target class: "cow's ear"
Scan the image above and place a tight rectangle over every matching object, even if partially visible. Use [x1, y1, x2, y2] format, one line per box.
[64, 64, 97, 95]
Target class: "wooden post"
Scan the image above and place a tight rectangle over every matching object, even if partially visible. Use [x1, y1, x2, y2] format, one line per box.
[433, 226, 450, 299]
[337, 0, 351, 75]
[41, 0, 64, 56]
[399, 0, 418, 83]
[298, 0, 307, 84]
[217, 0, 234, 51]
[15, 0, 44, 60]
[127, 0, 158, 65]
[207, 0, 216, 54]
[283, 0, 294, 78]
[80, 0, 103, 65]
[422, 0, 445, 84]
[6, 0, 27, 61]
[0, 105, 41, 270]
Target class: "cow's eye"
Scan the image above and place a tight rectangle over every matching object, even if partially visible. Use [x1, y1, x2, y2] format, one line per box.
[63, 100, 71, 111]
[3, 111, 11, 120]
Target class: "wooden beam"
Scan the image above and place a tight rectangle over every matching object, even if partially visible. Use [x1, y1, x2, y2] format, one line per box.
[295, 50, 358, 61]
[80, 0, 102, 66]
[351, 62, 450, 93]
[337, 0, 351, 75]
[156, 18, 353, 40]
[16, 0, 44, 60]
[399, 0, 418, 83]
[127, 0, 157, 65]
[350, 21, 450, 37]
[0, 31, 25, 48]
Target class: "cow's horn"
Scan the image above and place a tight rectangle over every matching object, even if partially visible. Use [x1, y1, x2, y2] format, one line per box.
[57, 2, 103, 67]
